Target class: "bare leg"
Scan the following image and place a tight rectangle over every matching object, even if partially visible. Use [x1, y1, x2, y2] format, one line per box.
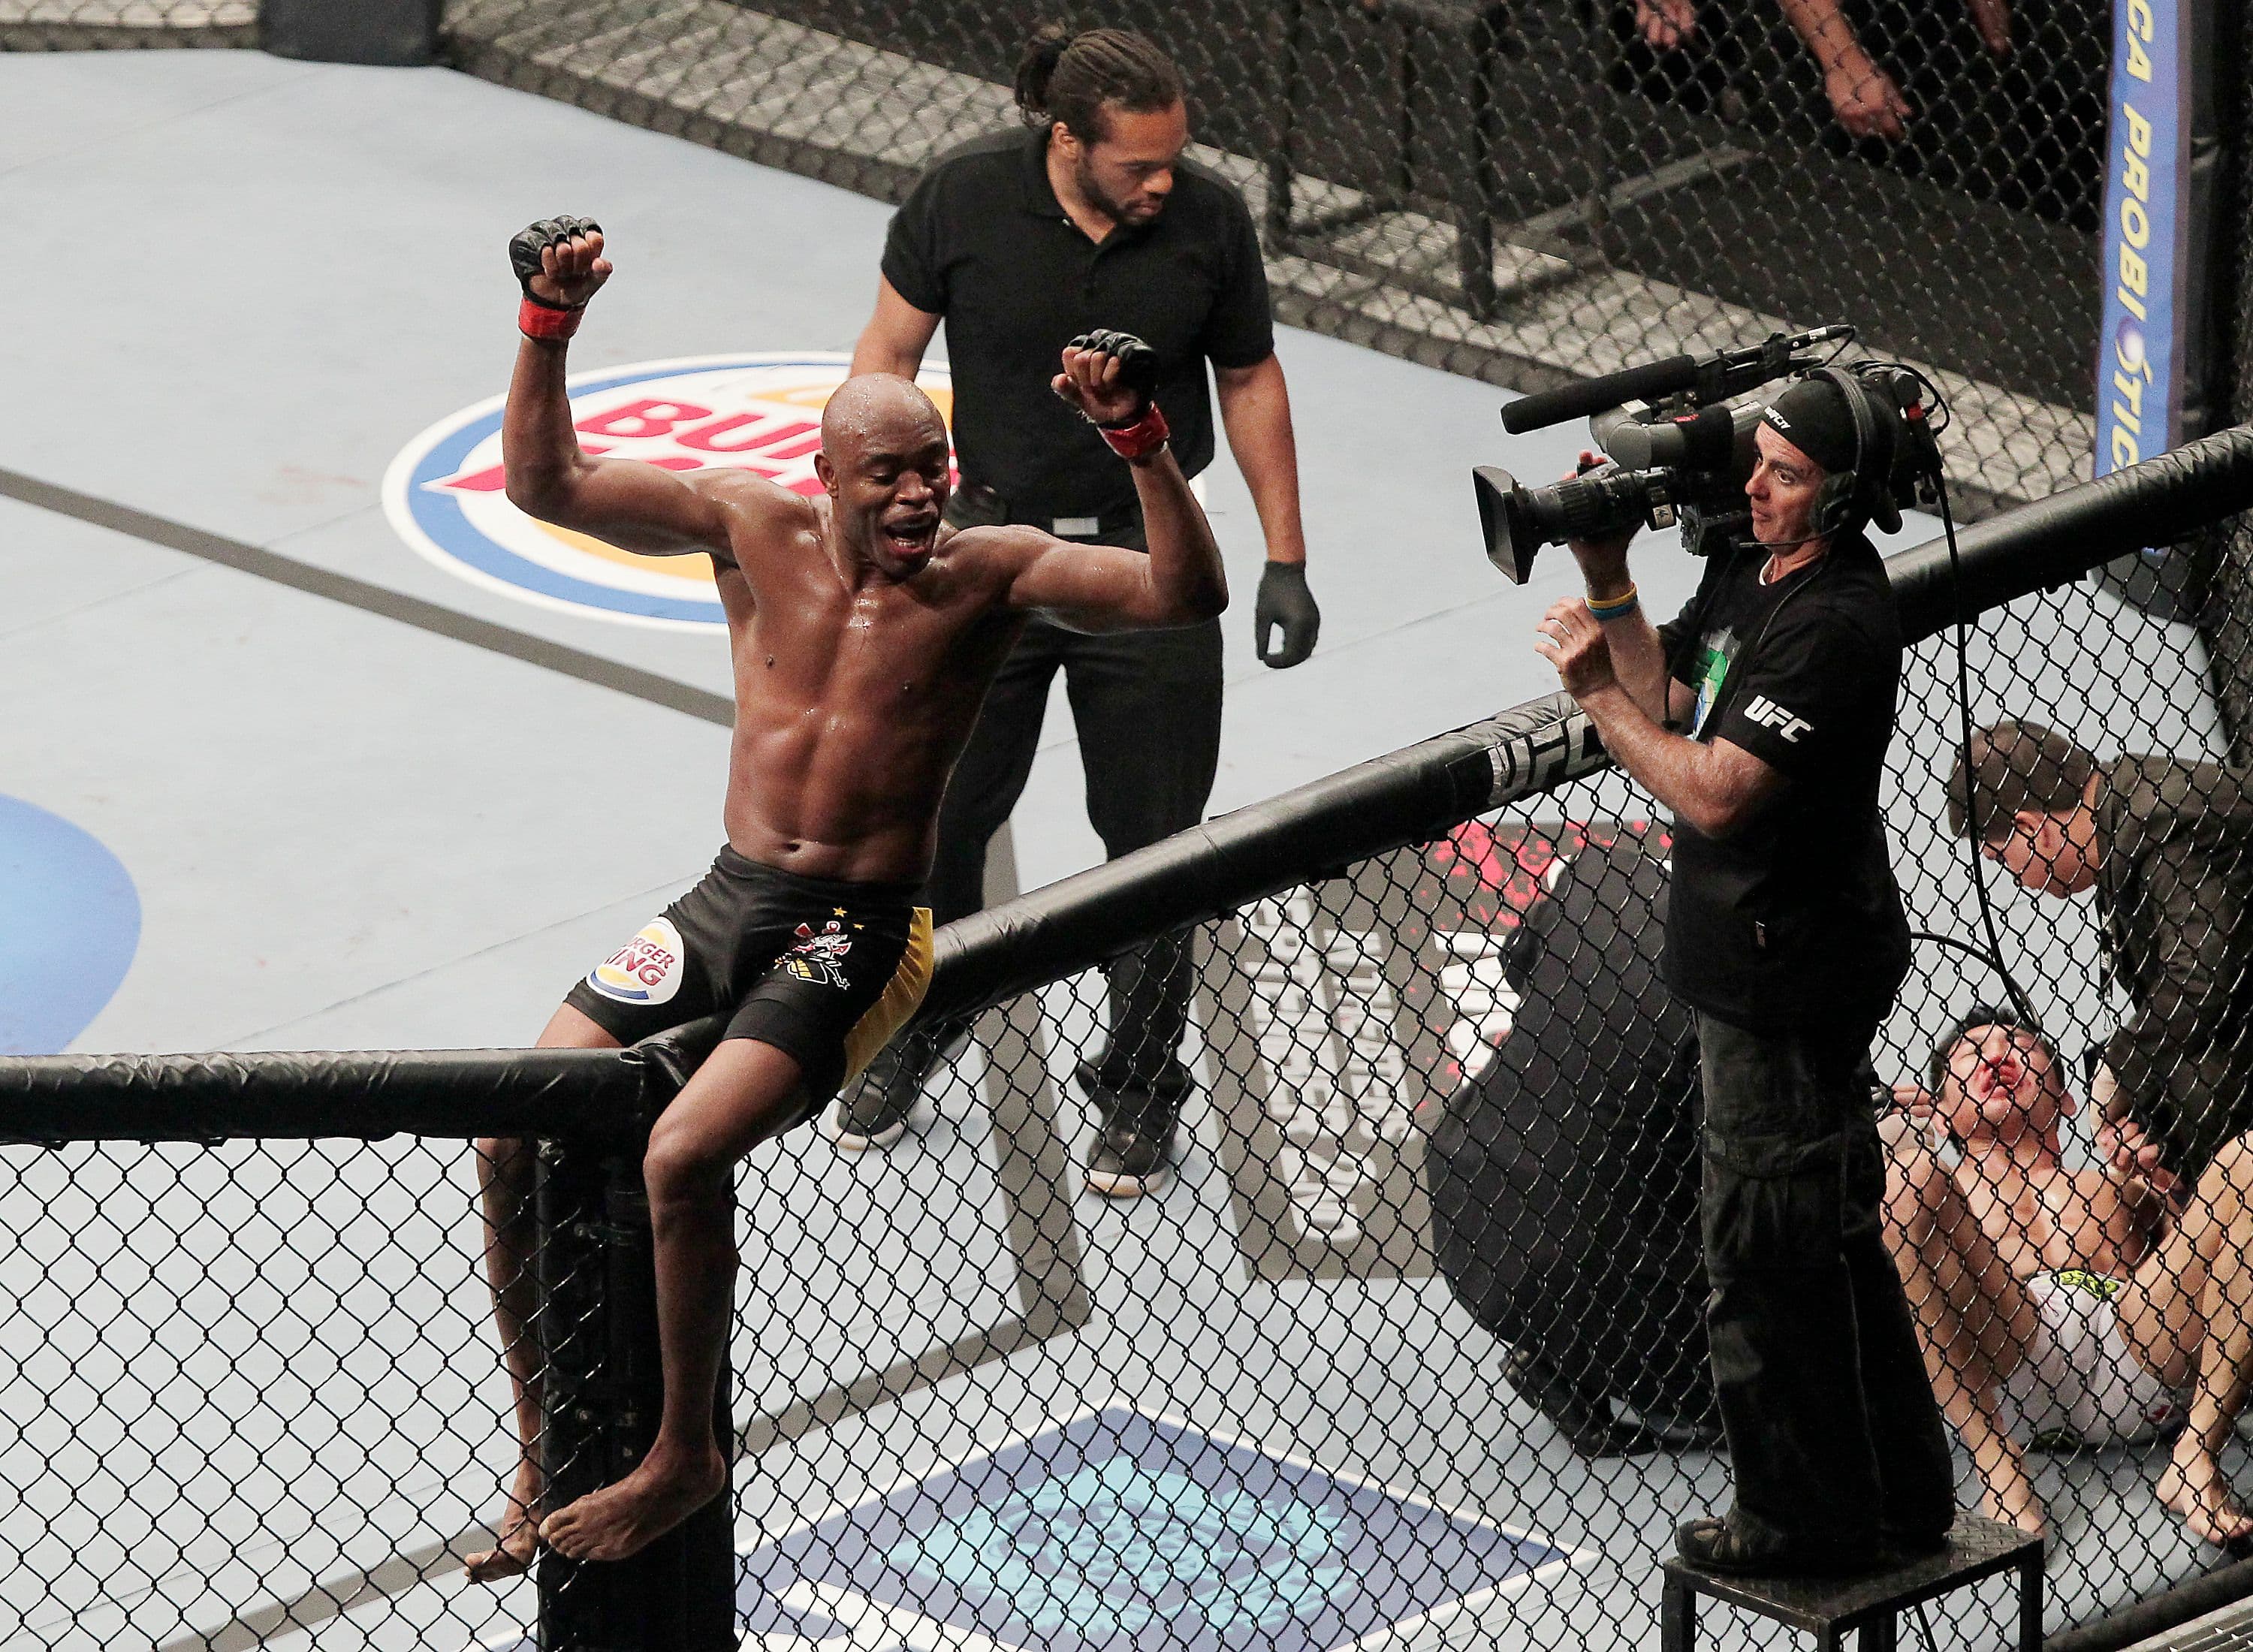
[465, 1002, 620, 1583]
[2127, 1135, 2253, 1548]
[1881, 1128, 2045, 1533]
[541, 1038, 809, 1563]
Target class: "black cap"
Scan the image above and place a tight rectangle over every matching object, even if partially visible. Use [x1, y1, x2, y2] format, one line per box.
[1760, 377, 1861, 475]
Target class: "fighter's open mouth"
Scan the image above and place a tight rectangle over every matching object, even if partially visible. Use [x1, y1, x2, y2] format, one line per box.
[883, 517, 939, 553]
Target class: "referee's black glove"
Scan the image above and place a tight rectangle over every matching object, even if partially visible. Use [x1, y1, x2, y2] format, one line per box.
[1255, 561, 1320, 668]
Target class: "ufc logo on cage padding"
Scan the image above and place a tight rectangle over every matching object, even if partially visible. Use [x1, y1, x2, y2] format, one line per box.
[1482, 710, 1606, 806]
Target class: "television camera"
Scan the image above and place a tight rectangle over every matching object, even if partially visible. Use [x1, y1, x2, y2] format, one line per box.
[1474, 325, 1944, 583]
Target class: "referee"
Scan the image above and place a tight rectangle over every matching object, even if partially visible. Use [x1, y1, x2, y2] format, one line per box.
[843, 24, 1320, 1196]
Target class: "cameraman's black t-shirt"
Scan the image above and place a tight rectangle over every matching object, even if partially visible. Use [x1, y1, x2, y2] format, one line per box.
[1654, 537, 1911, 1032]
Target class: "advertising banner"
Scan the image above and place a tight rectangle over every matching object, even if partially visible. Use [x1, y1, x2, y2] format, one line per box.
[2095, 0, 2223, 619]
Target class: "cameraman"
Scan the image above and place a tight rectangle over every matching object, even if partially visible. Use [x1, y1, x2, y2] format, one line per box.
[1531, 378, 1953, 1573]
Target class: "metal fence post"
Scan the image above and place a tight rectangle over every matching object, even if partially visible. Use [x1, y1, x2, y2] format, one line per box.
[535, 1135, 614, 1650]
[261, 0, 440, 65]
[536, 1132, 735, 1650]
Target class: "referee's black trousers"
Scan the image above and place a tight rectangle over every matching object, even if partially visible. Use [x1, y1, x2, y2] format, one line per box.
[1694, 1011, 1956, 1551]
[924, 613, 1223, 1116]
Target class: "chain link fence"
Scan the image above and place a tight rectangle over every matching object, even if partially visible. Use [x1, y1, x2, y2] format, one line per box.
[0, 2, 253, 49]
[421, 0, 2107, 516]
[8, 8, 2253, 1649]
[10, 437, 2253, 1648]
[1, 0, 2122, 511]
[0, 1136, 530, 1650]
[2193, 0, 2253, 767]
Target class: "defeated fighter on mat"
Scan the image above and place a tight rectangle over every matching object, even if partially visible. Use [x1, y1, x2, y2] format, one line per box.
[1887, 1011, 2253, 1548]
[464, 215, 1227, 1577]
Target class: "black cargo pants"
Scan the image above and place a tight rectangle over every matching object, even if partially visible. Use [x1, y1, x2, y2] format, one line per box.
[1695, 1011, 1956, 1549]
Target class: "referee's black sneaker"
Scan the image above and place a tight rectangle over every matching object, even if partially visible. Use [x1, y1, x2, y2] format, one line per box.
[1083, 1117, 1172, 1198]
[1078, 1066, 1187, 1198]
[828, 1026, 955, 1152]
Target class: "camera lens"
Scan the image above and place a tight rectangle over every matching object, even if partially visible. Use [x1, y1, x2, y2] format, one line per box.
[1474, 465, 1663, 583]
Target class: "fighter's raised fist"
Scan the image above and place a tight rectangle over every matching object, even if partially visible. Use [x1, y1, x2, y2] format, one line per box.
[1053, 329, 1158, 429]
[510, 216, 610, 312]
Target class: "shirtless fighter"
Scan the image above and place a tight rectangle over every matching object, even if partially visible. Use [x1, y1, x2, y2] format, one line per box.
[1884, 1010, 2253, 1548]
[464, 216, 1226, 1577]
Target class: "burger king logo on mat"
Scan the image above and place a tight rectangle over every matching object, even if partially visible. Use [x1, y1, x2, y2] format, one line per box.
[384, 354, 954, 629]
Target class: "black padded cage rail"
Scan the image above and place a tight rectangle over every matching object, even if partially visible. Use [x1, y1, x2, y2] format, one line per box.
[0, 1048, 647, 1147]
[6, 429, 2253, 1652]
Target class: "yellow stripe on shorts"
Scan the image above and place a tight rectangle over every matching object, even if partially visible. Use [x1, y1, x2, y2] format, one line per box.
[841, 906, 935, 1084]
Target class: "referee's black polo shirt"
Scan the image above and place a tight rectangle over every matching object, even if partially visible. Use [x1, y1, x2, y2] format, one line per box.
[880, 126, 1275, 530]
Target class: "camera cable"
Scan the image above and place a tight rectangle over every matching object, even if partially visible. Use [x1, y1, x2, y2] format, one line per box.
[1904, 360, 2044, 1032]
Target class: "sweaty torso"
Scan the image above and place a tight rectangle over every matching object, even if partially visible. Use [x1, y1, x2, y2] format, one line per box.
[707, 487, 1025, 884]
[1953, 1159, 2155, 1281]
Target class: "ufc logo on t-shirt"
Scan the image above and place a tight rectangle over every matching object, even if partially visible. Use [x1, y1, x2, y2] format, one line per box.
[1743, 695, 1813, 743]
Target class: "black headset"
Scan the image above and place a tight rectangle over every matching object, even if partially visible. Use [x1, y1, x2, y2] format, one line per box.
[1801, 364, 1904, 541]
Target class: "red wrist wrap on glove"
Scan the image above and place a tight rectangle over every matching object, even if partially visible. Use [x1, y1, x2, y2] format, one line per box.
[1098, 403, 1169, 462]
[518, 298, 584, 342]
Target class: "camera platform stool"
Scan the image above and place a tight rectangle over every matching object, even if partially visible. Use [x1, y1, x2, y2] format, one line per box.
[1660, 1518, 2043, 1652]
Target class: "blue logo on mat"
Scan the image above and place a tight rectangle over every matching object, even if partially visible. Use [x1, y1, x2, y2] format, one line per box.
[891, 1455, 1351, 1638]
[0, 796, 139, 1054]
[737, 1406, 1577, 1651]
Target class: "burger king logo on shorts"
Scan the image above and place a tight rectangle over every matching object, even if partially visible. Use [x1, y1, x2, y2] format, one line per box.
[587, 917, 688, 1005]
[384, 354, 954, 629]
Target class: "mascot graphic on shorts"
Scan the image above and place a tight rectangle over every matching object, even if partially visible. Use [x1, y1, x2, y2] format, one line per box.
[783, 919, 855, 989]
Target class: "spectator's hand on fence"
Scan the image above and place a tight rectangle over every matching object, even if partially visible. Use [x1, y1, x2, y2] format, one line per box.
[1634, 0, 1698, 51]
[511, 216, 611, 311]
[1824, 55, 1912, 140]
[1964, 0, 2010, 56]
[1533, 598, 1616, 699]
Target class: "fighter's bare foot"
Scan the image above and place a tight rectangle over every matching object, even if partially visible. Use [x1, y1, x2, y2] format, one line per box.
[1978, 1467, 2049, 1538]
[538, 1443, 726, 1563]
[2159, 1439, 2253, 1550]
[464, 1464, 545, 1582]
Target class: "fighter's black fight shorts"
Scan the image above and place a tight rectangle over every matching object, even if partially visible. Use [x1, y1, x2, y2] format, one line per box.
[564, 846, 934, 1118]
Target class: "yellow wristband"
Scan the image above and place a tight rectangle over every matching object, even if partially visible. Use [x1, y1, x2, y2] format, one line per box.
[1586, 584, 1639, 621]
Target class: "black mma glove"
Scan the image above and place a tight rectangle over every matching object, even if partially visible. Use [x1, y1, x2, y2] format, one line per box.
[1255, 560, 1321, 668]
[510, 215, 602, 339]
[1065, 329, 1160, 423]
[1062, 329, 1169, 460]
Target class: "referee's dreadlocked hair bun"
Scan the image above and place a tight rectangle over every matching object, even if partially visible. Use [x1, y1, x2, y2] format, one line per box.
[1014, 23, 1184, 143]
